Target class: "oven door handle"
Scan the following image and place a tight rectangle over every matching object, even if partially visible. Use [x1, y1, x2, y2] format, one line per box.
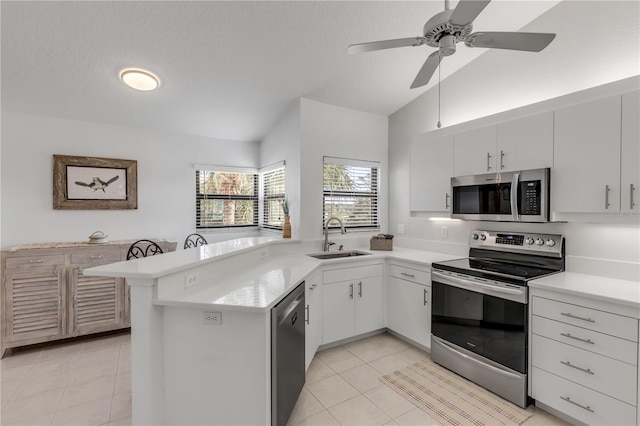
[432, 270, 524, 296]
[510, 172, 520, 221]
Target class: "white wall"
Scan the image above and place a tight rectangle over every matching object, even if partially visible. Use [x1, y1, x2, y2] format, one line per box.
[388, 1, 640, 280]
[299, 98, 388, 242]
[1, 112, 259, 248]
[259, 100, 301, 238]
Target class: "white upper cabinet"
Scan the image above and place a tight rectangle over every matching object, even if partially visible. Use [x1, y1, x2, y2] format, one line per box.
[496, 112, 553, 172]
[410, 135, 453, 212]
[553, 95, 622, 213]
[453, 125, 497, 176]
[621, 90, 639, 214]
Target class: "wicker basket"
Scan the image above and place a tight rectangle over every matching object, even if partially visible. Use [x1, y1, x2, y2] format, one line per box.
[370, 237, 393, 251]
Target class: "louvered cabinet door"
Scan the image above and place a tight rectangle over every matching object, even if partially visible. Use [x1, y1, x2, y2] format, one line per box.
[4, 268, 65, 343]
[69, 267, 124, 336]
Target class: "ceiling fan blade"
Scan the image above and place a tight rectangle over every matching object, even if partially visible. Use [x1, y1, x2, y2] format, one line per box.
[449, 0, 491, 26]
[410, 51, 441, 89]
[347, 37, 425, 54]
[466, 32, 556, 52]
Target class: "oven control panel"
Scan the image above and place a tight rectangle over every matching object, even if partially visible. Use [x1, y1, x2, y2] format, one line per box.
[470, 230, 563, 256]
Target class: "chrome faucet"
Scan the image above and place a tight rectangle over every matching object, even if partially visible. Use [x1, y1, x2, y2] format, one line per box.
[323, 217, 346, 252]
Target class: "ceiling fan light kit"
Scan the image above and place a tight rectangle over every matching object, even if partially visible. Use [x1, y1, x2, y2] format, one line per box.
[348, 0, 556, 89]
[119, 68, 160, 91]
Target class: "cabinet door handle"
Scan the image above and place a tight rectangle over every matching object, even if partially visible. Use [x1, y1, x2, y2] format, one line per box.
[305, 304, 310, 325]
[561, 312, 595, 323]
[445, 193, 450, 209]
[500, 150, 505, 169]
[400, 272, 415, 278]
[560, 396, 594, 413]
[560, 332, 594, 345]
[631, 184, 636, 209]
[604, 184, 610, 209]
[349, 283, 353, 299]
[28, 259, 44, 263]
[90, 255, 103, 259]
[358, 282, 362, 297]
[486, 152, 492, 171]
[423, 288, 428, 306]
[560, 360, 594, 375]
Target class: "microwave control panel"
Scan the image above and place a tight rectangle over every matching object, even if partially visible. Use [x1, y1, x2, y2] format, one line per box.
[520, 180, 540, 215]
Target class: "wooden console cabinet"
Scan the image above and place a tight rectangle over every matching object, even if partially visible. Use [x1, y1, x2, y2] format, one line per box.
[1, 239, 176, 357]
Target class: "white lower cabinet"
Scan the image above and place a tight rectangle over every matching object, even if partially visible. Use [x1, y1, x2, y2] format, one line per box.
[322, 263, 383, 345]
[530, 292, 639, 425]
[305, 272, 322, 371]
[387, 262, 431, 348]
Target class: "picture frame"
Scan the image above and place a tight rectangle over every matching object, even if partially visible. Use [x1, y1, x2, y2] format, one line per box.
[53, 155, 138, 210]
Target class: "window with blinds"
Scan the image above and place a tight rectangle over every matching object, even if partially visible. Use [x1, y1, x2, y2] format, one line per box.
[262, 166, 286, 230]
[195, 169, 259, 229]
[323, 157, 379, 230]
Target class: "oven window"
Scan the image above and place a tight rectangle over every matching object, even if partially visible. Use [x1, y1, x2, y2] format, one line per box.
[453, 183, 512, 215]
[431, 281, 527, 373]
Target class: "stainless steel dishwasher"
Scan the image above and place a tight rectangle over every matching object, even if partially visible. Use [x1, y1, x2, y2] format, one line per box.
[271, 282, 305, 426]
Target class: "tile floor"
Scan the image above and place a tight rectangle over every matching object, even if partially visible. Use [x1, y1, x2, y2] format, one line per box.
[0, 330, 571, 426]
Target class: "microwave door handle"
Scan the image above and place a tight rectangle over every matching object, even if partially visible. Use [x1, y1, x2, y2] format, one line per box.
[510, 172, 520, 221]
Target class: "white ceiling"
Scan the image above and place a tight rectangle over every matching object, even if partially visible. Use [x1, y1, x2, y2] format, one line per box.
[2, 1, 562, 142]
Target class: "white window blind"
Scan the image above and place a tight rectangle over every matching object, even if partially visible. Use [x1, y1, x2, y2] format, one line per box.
[195, 167, 259, 229]
[323, 157, 379, 230]
[262, 165, 286, 230]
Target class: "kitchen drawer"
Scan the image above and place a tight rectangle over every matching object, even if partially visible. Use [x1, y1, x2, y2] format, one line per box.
[323, 264, 383, 284]
[71, 251, 121, 266]
[532, 296, 638, 342]
[388, 263, 430, 285]
[5, 254, 65, 270]
[531, 334, 637, 405]
[532, 367, 636, 426]
[532, 315, 637, 365]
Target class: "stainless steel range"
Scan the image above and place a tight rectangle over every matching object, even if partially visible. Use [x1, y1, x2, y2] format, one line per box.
[431, 229, 565, 408]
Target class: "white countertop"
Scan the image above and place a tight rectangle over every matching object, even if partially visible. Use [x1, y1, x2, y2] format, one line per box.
[529, 272, 640, 309]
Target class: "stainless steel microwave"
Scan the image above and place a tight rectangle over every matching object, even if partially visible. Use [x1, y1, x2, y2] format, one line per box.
[451, 168, 550, 222]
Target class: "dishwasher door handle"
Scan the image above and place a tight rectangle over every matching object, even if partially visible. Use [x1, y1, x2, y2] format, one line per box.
[278, 291, 305, 326]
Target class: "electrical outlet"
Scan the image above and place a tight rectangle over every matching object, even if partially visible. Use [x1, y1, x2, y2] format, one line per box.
[203, 312, 222, 325]
[185, 273, 199, 288]
[441, 226, 448, 238]
[397, 224, 405, 234]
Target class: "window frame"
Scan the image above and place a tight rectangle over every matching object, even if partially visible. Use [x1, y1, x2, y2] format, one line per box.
[261, 165, 286, 231]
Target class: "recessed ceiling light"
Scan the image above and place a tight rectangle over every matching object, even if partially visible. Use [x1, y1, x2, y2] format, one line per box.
[119, 68, 160, 91]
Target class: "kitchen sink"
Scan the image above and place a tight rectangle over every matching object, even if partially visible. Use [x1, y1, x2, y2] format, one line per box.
[306, 250, 371, 260]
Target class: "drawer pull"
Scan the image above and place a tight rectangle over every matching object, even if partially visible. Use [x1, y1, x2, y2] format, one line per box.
[400, 272, 415, 278]
[90, 255, 104, 259]
[28, 259, 45, 263]
[560, 360, 594, 375]
[561, 312, 595, 323]
[560, 396, 594, 413]
[560, 332, 594, 345]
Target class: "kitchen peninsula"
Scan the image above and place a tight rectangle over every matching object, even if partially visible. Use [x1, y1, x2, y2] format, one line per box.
[84, 237, 456, 425]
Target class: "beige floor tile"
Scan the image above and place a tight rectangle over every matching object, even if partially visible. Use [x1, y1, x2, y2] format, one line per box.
[81, 334, 129, 353]
[0, 349, 42, 370]
[343, 339, 392, 363]
[369, 354, 410, 375]
[329, 394, 391, 426]
[26, 355, 78, 379]
[1, 364, 32, 383]
[289, 409, 340, 426]
[109, 392, 131, 421]
[108, 416, 131, 426]
[339, 364, 385, 393]
[370, 333, 412, 354]
[524, 404, 573, 425]
[67, 348, 119, 385]
[3, 411, 55, 426]
[51, 397, 112, 426]
[113, 371, 131, 395]
[383, 420, 400, 426]
[305, 357, 335, 383]
[2, 387, 64, 424]
[11, 370, 69, 401]
[58, 374, 115, 410]
[287, 387, 325, 424]
[116, 345, 131, 374]
[306, 374, 359, 408]
[394, 347, 430, 364]
[394, 408, 441, 426]
[37, 342, 84, 363]
[316, 347, 364, 373]
[364, 385, 416, 419]
[2, 380, 20, 407]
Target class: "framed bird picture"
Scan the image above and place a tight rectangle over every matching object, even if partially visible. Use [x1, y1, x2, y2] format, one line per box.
[53, 155, 138, 209]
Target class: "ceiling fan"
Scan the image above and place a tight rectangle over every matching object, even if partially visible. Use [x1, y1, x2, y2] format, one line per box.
[348, 0, 556, 89]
